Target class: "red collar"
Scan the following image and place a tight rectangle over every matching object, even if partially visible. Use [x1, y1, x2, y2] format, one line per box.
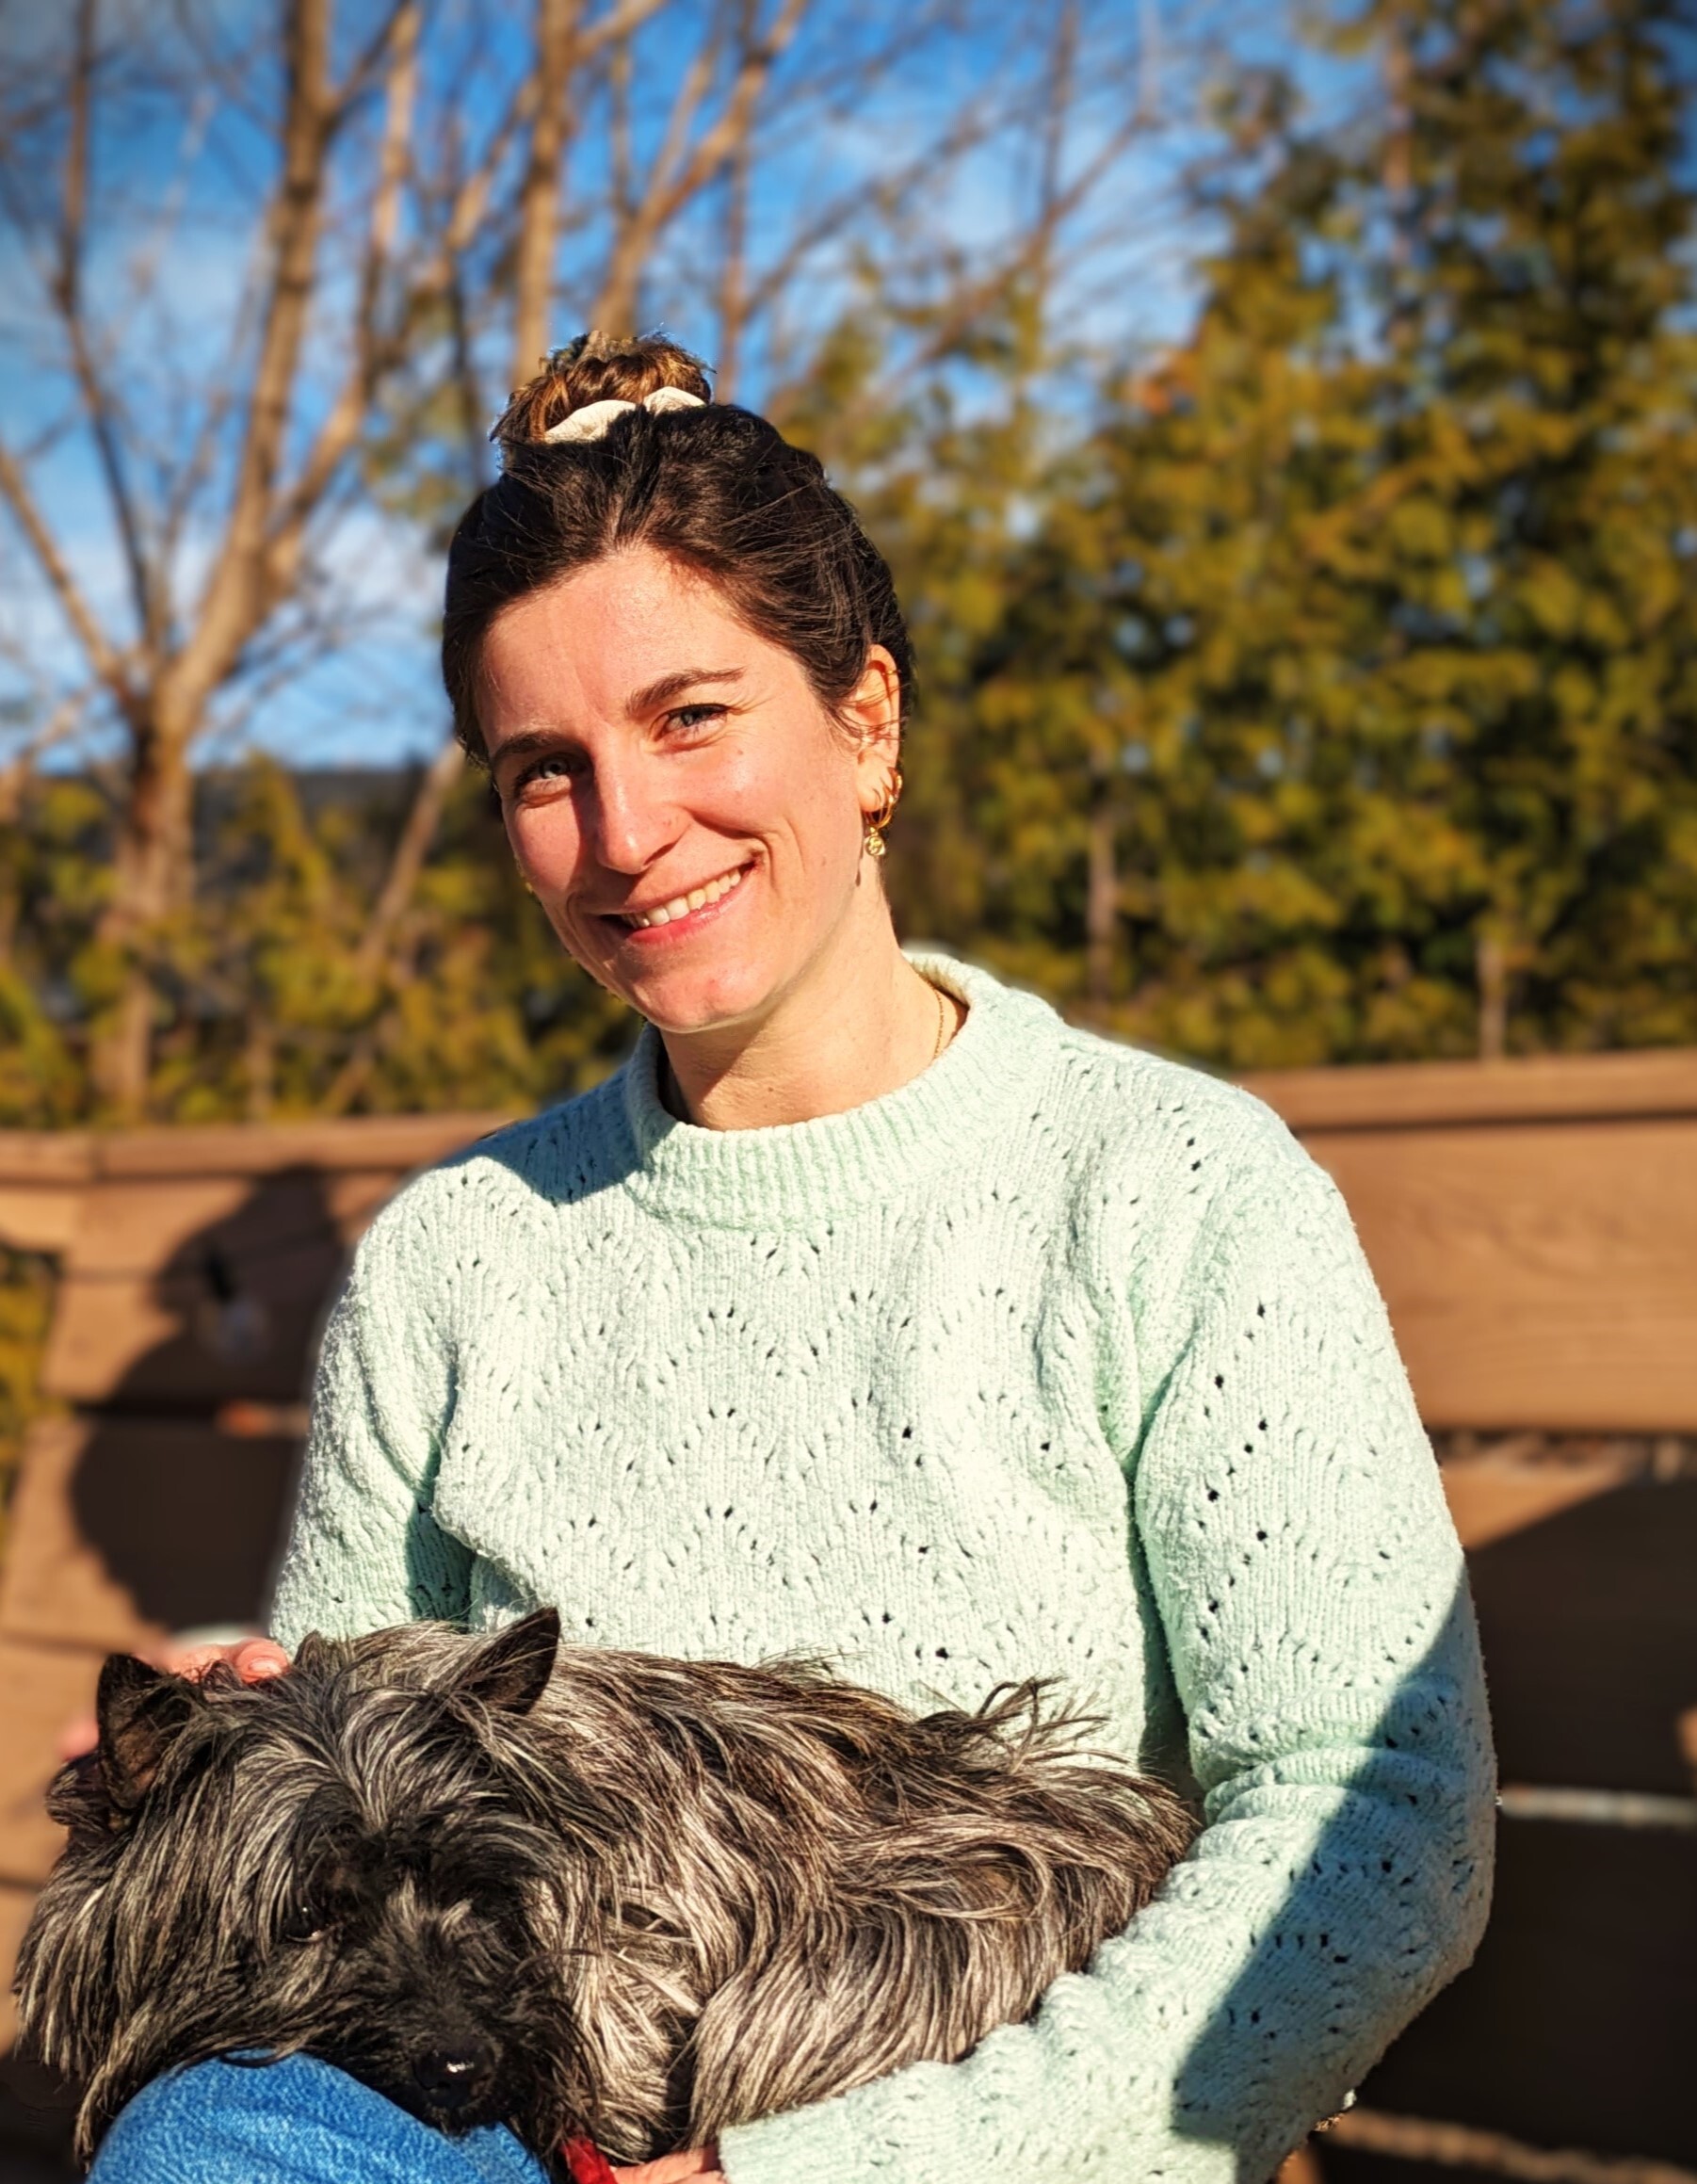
[563, 2139, 619, 2184]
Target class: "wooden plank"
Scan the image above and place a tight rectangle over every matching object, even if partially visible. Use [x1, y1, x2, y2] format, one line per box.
[57, 1173, 325, 1279]
[1306, 1120, 1697, 1431]
[91, 1112, 512, 1179]
[1325, 2108, 1697, 2184]
[0, 1416, 299, 1653]
[320, 1168, 409, 1236]
[0, 1187, 81, 1257]
[37, 1157, 474, 1404]
[0, 1138, 93, 1187]
[1245, 1045, 1697, 1131]
[1465, 1476, 1697, 1797]
[0, 1642, 102, 1890]
[42, 1243, 347, 1407]
[1440, 1454, 1642, 1550]
[36, 1161, 411, 1404]
[54, 1169, 396, 1279]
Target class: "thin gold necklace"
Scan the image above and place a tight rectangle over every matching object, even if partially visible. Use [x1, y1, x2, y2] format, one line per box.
[663, 986, 952, 1115]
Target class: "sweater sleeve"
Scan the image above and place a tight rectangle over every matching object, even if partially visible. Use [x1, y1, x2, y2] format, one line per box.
[719, 1107, 1495, 2184]
[270, 1203, 473, 1651]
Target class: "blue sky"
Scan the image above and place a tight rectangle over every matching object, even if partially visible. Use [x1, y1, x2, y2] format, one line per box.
[0, 0, 1343, 772]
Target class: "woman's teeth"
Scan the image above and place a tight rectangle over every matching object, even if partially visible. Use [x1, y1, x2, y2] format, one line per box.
[623, 865, 747, 930]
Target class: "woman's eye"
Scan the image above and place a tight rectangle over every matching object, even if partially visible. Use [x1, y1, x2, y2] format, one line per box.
[512, 752, 580, 796]
[665, 704, 725, 734]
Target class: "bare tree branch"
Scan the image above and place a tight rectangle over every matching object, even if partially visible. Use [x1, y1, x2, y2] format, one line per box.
[738, 77, 1012, 331]
[715, 114, 752, 396]
[51, 0, 158, 655]
[0, 691, 90, 825]
[511, 0, 582, 387]
[353, 736, 466, 980]
[575, 0, 670, 66]
[590, 0, 808, 329]
[0, 439, 131, 702]
[177, 0, 335, 725]
[262, 0, 422, 606]
[327, 0, 418, 135]
[787, 56, 1159, 437]
[594, 14, 721, 332]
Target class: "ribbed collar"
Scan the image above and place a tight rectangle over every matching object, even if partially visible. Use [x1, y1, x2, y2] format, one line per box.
[616, 951, 1059, 1231]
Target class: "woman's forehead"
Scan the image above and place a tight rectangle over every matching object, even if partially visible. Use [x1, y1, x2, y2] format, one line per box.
[479, 551, 788, 734]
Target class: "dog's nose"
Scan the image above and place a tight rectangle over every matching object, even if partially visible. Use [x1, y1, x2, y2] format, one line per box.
[412, 2040, 494, 2110]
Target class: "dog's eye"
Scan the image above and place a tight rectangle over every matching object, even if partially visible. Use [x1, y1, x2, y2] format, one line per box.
[279, 1902, 331, 1946]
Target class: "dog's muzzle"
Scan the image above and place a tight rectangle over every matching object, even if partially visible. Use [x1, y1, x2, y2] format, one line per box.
[412, 2038, 496, 2115]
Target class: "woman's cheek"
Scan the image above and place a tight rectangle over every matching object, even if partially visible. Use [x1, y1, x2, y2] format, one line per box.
[509, 797, 585, 895]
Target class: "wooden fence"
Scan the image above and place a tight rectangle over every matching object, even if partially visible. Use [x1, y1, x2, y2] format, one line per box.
[0, 1047, 1692, 2180]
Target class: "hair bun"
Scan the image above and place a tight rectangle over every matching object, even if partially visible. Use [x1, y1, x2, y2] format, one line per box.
[494, 330, 712, 460]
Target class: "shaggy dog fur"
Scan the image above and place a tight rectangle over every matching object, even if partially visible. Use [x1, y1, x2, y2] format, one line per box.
[16, 1610, 1194, 2167]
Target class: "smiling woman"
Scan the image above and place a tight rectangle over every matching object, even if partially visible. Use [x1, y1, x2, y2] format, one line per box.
[135, 331, 1494, 2184]
[448, 332, 951, 1130]
[479, 554, 927, 1127]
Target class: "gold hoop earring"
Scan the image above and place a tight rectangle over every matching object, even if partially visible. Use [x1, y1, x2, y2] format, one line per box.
[864, 768, 903, 860]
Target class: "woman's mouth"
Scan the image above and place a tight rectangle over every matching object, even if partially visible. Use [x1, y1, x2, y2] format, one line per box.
[609, 861, 752, 940]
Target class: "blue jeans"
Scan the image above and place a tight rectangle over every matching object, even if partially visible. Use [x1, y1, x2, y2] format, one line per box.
[88, 2053, 553, 2184]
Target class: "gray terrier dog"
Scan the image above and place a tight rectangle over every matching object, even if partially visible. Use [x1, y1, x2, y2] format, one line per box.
[16, 1610, 1194, 2168]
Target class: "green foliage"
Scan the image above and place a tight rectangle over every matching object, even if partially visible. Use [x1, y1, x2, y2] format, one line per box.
[0, 776, 113, 1123]
[0, 1248, 57, 1553]
[875, 0, 1697, 1065]
[0, 762, 631, 1126]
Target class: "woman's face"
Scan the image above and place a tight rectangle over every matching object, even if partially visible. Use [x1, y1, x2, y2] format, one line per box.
[479, 546, 900, 1036]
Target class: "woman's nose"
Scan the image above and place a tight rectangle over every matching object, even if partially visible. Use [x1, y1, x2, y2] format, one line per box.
[586, 755, 682, 873]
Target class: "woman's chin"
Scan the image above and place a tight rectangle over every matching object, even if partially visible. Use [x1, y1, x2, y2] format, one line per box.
[610, 954, 784, 1039]
[630, 980, 776, 1039]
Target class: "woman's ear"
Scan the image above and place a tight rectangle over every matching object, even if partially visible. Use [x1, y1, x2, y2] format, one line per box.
[844, 646, 903, 801]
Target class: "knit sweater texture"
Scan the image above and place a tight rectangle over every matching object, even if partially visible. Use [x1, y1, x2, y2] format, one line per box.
[272, 951, 1495, 2184]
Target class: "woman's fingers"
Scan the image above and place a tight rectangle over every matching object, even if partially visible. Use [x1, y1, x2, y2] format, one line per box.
[57, 1713, 98, 1762]
[610, 2150, 723, 2182]
[232, 1638, 292, 1680]
[168, 1637, 292, 1683]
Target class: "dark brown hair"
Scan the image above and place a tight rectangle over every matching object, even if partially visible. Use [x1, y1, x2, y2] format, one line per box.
[442, 331, 913, 760]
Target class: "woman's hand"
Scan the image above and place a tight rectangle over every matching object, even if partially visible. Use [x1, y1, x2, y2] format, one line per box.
[57, 1636, 292, 1760]
[612, 2148, 725, 2184]
[170, 1635, 292, 1685]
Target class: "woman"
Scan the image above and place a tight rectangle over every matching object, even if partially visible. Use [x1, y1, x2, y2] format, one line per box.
[137, 332, 1494, 2184]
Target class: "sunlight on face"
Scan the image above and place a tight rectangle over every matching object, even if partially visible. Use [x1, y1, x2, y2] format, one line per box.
[478, 547, 898, 1037]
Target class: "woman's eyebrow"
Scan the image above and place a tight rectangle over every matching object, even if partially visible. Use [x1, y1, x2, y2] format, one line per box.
[627, 666, 745, 715]
[488, 726, 573, 772]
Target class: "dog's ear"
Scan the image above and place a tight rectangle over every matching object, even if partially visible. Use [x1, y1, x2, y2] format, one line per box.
[96, 1655, 197, 1814]
[45, 1748, 115, 1841]
[454, 1610, 560, 1715]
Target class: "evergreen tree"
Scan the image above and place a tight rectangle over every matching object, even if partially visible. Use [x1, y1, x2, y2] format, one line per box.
[894, 0, 1697, 1065]
[1356, 0, 1697, 1053]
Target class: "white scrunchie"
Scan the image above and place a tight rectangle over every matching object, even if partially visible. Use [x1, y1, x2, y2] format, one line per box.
[543, 386, 705, 444]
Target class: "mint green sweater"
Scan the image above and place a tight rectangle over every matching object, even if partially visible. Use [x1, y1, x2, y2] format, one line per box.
[272, 951, 1494, 2184]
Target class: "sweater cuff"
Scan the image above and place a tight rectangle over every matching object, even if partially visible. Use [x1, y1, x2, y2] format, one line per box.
[718, 2061, 963, 2184]
[718, 2095, 864, 2183]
